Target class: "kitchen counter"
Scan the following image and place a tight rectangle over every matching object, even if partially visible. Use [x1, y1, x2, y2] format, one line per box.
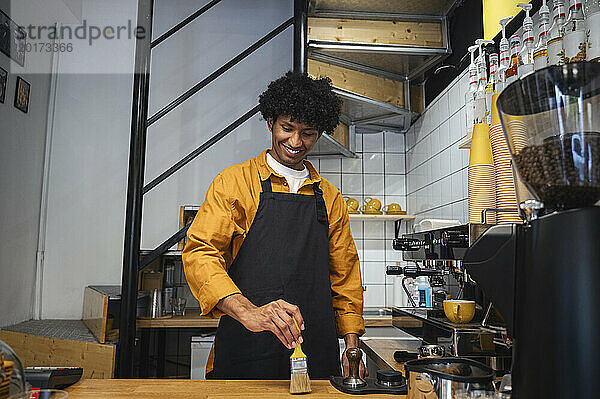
[360, 338, 420, 373]
[65, 379, 406, 398]
[136, 312, 393, 328]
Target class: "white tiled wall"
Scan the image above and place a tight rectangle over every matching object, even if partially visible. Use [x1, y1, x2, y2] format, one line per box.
[308, 131, 406, 308]
[310, 69, 472, 309]
[405, 69, 470, 224]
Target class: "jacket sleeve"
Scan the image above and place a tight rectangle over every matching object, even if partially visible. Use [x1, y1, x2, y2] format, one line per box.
[182, 173, 241, 317]
[327, 192, 366, 337]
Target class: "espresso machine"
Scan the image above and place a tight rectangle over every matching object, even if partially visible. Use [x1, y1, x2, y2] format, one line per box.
[389, 222, 513, 371]
[462, 62, 600, 398]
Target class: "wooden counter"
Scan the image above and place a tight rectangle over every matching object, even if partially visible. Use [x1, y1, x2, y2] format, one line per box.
[136, 311, 392, 329]
[65, 379, 406, 398]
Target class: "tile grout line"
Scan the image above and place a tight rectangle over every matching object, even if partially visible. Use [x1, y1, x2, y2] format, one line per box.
[406, 104, 465, 153]
[406, 165, 468, 197]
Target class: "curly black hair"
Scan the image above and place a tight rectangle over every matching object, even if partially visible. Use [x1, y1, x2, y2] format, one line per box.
[258, 71, 342, 134]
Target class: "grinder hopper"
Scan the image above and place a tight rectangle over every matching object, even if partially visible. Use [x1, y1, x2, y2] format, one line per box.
[496, 62, 600, 214]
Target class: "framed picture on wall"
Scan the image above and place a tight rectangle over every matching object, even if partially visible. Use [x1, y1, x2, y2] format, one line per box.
[14, 76, 30, 113]
[0, 10, 26, 67]
[0, 67, 7, 104]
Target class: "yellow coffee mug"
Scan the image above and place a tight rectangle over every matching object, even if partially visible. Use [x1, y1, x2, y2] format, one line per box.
[364, 197, 382, 211]
[382, 203, 404, 214]
[443, 300, 476, 324]
[344, 196, 360, 214]
[361, 203, 382, 215]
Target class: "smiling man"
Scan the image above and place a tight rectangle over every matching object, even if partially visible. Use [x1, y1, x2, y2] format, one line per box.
[182, 71, 365, 380]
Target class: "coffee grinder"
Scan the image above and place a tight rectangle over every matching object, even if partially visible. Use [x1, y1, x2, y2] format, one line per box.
[463, 62, 600, 398]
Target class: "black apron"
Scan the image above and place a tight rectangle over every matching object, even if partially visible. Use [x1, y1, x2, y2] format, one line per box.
[212, 174, 341, 379]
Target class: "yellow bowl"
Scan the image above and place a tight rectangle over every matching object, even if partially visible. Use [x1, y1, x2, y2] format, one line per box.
[443, 300, 476, 324]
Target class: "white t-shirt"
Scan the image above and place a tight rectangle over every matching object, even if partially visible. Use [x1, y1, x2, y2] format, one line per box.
[266, 151, 310, 194]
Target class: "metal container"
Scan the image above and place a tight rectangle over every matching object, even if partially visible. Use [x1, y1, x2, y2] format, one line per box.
[418, 345, 445, 358]
[404, 357, 494, 399]
[149, 289, 162, 318]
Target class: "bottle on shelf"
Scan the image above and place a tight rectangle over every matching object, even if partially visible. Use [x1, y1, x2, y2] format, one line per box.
[585, 0, 600, 61]
[499, 16, 513, 72]
[474, 39, 494, 125]
[487, 52, 499, 120]
[497, 16, 512, 94]
[517, 3, 535, 77]
[563, 0, 587, 62]
[534, 0, 551, 69]
[548, 0, 567, 65]
[506, 34, 522, 84]
[465, 44, 479, 138]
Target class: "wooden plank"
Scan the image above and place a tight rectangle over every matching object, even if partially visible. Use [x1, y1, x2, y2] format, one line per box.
[364, 316, 392, 327]
[330, 122, 348, 147]
[308, 59, 405, 108]
[308, 17, 443, 48]
[136, 308, 219, 328]
[82, 286, 108, 344]
[410, 84, 425, 114]
[0, 330, 115, 379]
[66, 379, 404, 398]
[136, 316, 220, 329]
[136, 312, 385, 329]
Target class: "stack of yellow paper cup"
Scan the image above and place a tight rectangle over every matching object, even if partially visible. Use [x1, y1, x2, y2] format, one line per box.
[490, 93, 522, 224]
[469, 123, 496, 224]
[505, 117, 528, 153]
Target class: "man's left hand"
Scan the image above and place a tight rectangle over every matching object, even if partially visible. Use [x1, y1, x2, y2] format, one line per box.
[342, 333, 368, 378]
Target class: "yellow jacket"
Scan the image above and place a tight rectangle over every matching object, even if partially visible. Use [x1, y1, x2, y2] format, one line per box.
[182, 149, 365, 337]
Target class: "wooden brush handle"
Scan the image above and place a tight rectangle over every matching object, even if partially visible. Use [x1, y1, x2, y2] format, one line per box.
[346, 348, 362, 378]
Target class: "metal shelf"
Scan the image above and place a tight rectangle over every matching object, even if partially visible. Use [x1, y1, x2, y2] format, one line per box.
[309, 40, 450, 82]
[309, 126, 358, 158]
[309, 0, 463, 17]
[335, 87, 416, 133]
[349, 214, 415, 221]
[307, 0, 458, 94]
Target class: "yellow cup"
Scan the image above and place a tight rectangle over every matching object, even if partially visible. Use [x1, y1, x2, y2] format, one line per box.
[344, 197, 360, 213]
[361, 203, 382, 214]
[364, 197, 382, 211]
[443, 300, 476, 324]
[382, 203, 403, 214]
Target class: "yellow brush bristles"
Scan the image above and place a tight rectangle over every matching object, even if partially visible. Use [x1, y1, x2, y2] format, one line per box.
[289, 318, 311, 394]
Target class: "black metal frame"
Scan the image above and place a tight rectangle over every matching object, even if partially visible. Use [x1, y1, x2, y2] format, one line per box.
[118, 0, 308, 378]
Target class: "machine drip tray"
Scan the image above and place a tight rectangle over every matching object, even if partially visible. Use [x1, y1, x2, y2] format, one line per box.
[329, 374, 407, 395]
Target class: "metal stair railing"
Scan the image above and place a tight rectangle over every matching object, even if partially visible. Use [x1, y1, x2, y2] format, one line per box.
[119, 0, 308, 378]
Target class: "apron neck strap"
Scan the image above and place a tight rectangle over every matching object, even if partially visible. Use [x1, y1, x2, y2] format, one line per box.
[260, 177, 273, 193]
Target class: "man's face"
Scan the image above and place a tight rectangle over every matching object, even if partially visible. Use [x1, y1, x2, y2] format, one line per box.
[268, 116, 321, 170]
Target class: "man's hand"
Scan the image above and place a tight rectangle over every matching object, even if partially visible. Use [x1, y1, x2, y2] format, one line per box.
[342, 333, 368, 378]
[217, 294, 304, 349]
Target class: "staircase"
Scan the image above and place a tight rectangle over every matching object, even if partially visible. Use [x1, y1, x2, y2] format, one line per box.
[307, 0, 461, 156]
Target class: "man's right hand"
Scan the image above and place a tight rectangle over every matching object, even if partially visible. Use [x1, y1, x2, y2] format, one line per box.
[217, 294, 304, 350]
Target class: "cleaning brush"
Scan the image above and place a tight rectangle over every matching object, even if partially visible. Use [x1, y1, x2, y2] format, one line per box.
[289, 317, 311, 394]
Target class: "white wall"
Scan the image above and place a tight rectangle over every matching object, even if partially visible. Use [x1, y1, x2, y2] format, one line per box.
[308, 132, 406, 309]
[405, 69, 470, 224]
[40, 0, 293, 319]
[0, 0, 55, 326]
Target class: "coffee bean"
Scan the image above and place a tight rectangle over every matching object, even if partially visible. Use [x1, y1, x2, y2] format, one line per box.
[513, 132, 600, 212]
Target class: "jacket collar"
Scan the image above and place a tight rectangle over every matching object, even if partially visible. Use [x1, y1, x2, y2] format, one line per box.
[257, 149, 322, 184]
